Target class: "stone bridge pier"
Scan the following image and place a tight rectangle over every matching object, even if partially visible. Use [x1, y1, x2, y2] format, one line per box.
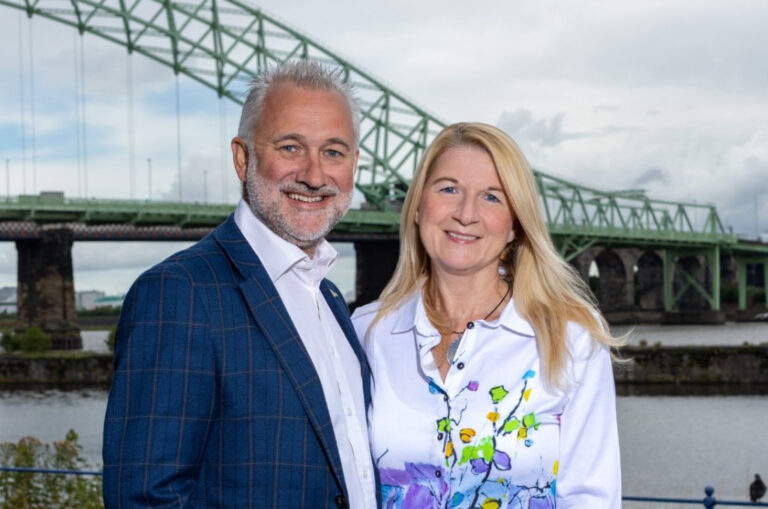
[570, 246, 726, 322]
[15, 228, 81, 349]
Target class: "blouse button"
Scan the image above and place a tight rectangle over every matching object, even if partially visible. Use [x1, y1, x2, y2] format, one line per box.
[457, 362, 465, 370]
[443, 394, 449, 402]
[435, 470, 442, 478]
[466, 321, 475, 329]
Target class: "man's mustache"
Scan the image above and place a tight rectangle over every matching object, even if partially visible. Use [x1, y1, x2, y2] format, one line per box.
[278, 182, 340, 197]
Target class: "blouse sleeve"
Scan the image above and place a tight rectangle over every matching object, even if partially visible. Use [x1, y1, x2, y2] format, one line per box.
[555, 329, 622, 508]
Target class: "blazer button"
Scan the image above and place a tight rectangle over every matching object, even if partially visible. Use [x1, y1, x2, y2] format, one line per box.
[335, 495, 348, 509]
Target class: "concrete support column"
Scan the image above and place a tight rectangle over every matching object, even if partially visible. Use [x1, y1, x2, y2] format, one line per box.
[708, 246, 721, 311]
[737, 259, 747, 310]
[663, 249, 674, 311]
[352, 240, 400, 309]
[15, 228, 81, 349]
[764, 258, 768, 307]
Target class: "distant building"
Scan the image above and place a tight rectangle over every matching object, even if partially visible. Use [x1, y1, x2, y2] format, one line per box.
[76, 290, 105, 311]
[0, 286, 16, 314]
[92, 295, 125, 309]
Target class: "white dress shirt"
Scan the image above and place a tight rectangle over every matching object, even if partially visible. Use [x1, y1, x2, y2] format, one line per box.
[234, 200, 376, 509]
[352, 289, 621, 509]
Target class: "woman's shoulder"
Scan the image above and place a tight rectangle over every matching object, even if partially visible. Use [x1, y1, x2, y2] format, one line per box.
[564, 315, 609, 362]
[351, 291, 420, 341]
[351, 300, 381, 327]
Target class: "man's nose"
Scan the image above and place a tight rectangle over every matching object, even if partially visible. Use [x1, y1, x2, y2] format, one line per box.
[296, 152, 326, 189]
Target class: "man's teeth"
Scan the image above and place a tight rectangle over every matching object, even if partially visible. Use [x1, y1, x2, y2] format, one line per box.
[288, 193, 324, 203]
[447, 231, 478, 241]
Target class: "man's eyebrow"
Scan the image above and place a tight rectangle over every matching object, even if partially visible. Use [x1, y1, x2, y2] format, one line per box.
[326, 137, 352, 150]
[272, 133, 306, 144]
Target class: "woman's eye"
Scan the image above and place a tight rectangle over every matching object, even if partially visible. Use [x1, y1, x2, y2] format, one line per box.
[439, 186, 457, 194]
[484, 193, 501, 203]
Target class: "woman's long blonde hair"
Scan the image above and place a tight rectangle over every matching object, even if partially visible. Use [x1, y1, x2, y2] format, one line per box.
[373, 122, 622, 388]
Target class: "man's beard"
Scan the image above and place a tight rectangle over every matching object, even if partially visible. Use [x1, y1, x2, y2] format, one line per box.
[244, 156, 353, 251]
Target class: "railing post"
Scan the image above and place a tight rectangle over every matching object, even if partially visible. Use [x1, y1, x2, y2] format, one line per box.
[703, 486, 716, 508]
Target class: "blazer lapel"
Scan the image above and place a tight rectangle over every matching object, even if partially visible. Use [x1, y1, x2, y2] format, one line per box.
[320, 281, 373, 409]
[212, 216, 347, 494]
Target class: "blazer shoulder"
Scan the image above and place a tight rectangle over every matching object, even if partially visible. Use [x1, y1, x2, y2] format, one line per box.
[136, 234, 229, 285]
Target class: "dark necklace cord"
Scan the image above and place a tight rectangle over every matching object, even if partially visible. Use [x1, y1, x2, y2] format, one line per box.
[449, 279, 512, 336]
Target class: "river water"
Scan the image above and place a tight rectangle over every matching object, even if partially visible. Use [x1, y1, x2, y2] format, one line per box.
[2, 325, 768, 507]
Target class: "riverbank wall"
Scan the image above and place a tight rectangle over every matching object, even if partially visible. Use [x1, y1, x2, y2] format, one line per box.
[1, 346, 767, 391]
[0, 353, 112, 388]
[615, 345, 768, 394]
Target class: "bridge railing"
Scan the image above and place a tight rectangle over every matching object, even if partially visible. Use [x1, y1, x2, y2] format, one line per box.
[1, 467, 766, 507]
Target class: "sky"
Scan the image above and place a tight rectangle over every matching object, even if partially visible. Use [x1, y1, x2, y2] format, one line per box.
[0, 0, 767, 297]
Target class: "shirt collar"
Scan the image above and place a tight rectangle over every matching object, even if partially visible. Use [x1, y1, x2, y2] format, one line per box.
[391, 284, 536, 338]
[233, 199, 338, 285]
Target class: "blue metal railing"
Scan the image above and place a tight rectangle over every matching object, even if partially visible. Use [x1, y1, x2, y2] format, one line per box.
[2, 467, 768, 507]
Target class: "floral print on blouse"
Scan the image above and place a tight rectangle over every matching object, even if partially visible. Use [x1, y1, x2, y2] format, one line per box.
[352, 291, 621, 509]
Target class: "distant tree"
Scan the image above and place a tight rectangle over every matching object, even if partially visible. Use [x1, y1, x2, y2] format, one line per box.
[17, 327, 51, 353]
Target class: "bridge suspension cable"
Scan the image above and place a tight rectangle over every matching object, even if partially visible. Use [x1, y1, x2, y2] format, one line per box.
[79, 33, 88, 198]
[73, 30, 82, 197]
[27, 15, 37, 193]
[127, 53, 136, 199]
[175, 73, 182, 201]
[16, 11, 27, 194]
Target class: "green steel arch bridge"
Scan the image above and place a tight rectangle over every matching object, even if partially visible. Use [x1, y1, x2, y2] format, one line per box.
[0, 0, 766, 346]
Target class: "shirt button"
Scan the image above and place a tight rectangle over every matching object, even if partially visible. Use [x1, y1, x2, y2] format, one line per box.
[466, 321, 475, 329]
[362, 469, 369, 479]
[345, 407, 353, 417]
[457, 362, 465, 370]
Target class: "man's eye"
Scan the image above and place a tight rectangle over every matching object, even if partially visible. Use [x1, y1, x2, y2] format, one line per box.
[279, 145, 299, 153]
[325, 149, 343, 158]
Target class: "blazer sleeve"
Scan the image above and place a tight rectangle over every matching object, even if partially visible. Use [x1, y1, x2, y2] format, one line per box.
[103, 266, 216, 508]
[555, 330, 622, 508]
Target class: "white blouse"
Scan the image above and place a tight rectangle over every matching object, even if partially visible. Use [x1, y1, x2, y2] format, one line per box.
[352, 290, 621, 509]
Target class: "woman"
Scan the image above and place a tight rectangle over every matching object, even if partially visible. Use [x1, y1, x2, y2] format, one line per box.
[352, 123, 622, 508]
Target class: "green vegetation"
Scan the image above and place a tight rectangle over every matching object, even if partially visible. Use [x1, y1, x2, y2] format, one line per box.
[1, 328, 54, 355]
[0, 331, 19, 354]
[17, 328, 51, 353]
[0, 430, 103, 508]
[105, 327, 116, 354]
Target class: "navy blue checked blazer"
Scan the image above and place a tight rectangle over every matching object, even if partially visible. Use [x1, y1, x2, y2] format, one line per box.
[103, 214, 374, 508]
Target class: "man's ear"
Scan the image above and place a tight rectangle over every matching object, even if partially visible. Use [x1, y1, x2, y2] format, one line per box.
[231, 137, 249, 183]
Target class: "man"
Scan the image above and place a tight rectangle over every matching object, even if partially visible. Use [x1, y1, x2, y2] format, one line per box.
[103, 61, 377, 508]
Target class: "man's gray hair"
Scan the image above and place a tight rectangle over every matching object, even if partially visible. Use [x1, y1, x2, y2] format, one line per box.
[237, 60, 360, 145]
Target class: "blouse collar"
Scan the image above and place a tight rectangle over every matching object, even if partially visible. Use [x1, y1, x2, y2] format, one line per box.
[391, 286, 536, 338]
